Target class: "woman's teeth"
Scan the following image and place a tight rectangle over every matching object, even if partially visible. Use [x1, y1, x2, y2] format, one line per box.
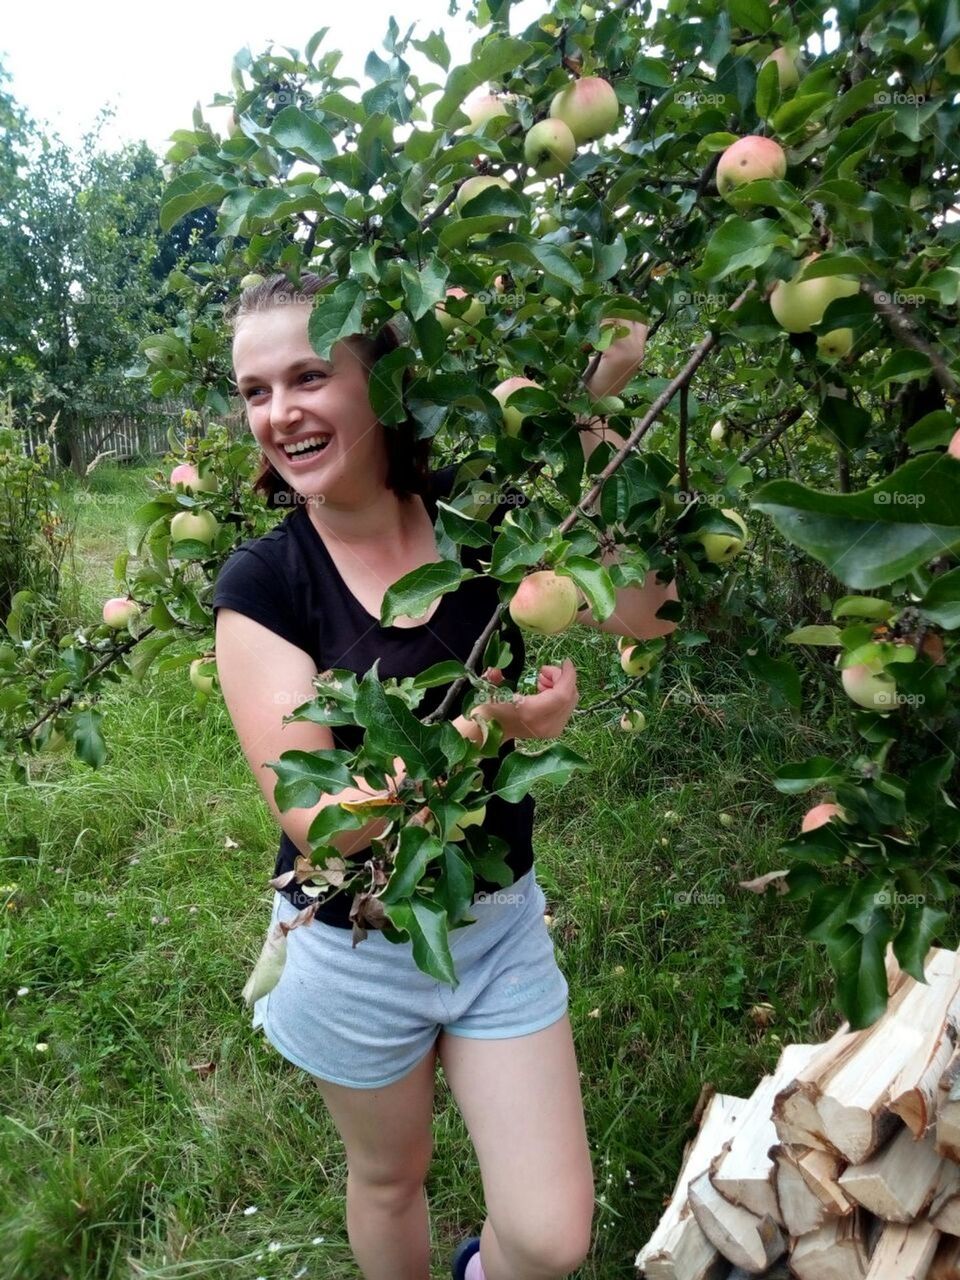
[282, 434, 331, 456]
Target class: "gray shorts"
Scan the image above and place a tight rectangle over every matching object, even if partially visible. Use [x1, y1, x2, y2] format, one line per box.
[251, 867, 569, 1089]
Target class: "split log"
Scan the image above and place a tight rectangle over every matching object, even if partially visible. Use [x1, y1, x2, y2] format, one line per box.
[636, 1092, 746, 1280]
[813, 949, 960, 1163]
[770, 1146, 826, 1237]
[928, 1159, 960, 1234]
[687, 1170, 785, 1273]
[709, 1043, 822, 1222]
[838, 1125, 943, 1222]
[936, 1047, 960, 1161]
[788, 1208, 871, 1280]
[889, 989, 960, 1138]
[794, 1147, 853, 1216]
[773, 949, 946, 1153]
[726, 1265, 791, 1280]
[930, 1235, 960, 1280]
[863, 1220, 940, 1279]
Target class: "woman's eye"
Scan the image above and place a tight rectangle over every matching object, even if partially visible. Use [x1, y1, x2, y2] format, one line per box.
[303, 370, 329, 383]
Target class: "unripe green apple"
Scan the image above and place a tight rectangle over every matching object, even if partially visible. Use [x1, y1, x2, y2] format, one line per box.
[535, 212, 561, 234]
[761, 47, 801, 92]
[509, 570, 580, 635]
[190, 657, 216, 694]
[170, 462, 217, 494]
[620, 645, 655, 677]
[840, 662, 898, 711]
[435, 287, 486, 333]
[718, 812, 735, 828]
[549, 76, 620, 143]
[620, 709, 646, 732]
[102, 596, 141, 629]
[170, 509, 219, 545]
[801, 802, 844, 832]
[581, 3, 597, 17]
[448, 804, 487, 841]
[769, 256, 860, 333]
[697, 509, 748, 564]
[816, 328, 854, 362]
[716, 135, 787, 205]
[240, 272, 265, 289]
[663, 810, 681, 826]
[523, 118, 577, 178]
[709, 420, 725, 445]
[492, 377, 541, 436]
[455, 175, 512, 215]
[616, 634, 636, 654]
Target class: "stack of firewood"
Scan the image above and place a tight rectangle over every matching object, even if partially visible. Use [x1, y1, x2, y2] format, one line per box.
[635, 946, 960, 1279]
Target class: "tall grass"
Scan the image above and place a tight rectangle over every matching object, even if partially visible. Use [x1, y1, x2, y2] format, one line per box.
[0, 465, 840, 1278]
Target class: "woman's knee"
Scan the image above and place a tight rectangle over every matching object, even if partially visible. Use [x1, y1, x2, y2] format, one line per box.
[493, 1193, 594, 1276]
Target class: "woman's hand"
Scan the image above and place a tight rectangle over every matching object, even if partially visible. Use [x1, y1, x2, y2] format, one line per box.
[483, 659, 580, 741]
[585, 318, 649, 401]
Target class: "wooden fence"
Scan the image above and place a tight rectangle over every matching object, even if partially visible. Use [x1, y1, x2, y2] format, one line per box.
[18, 401, 198, 471]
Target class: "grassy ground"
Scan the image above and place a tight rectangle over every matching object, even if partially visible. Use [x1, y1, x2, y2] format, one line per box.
[1, 463, 841, 1279]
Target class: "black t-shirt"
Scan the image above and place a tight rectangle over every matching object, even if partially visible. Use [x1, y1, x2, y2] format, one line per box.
[212, 464, 535, 928]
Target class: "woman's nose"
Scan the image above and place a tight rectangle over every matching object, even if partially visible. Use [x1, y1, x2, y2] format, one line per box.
[269, 386, 303, 431]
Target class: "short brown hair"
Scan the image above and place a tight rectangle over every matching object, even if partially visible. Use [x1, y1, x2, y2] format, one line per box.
[228, 271, 432, 507]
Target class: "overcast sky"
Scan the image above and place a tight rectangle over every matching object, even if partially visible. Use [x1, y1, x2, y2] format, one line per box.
[1, 0, 545, 154]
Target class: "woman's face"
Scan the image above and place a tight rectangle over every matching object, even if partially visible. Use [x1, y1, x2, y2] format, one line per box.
[232, 303, 387, 507]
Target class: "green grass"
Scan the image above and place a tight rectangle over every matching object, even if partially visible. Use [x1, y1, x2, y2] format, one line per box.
[1, 464, 840, 1279]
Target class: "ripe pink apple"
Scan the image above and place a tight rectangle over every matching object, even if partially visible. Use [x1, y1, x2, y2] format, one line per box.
[801, 802, 843, 833]
[509, 570, 580, 635]
[761, 47, 801, 91]
[620, 645, 655, 677]
[170, 463, 216, 494]
[816, 328, 854, 362]
[102, 596, 141, 629]
[841, 663, 898, 711]
[492, 377, 542, 436]
[770, 256, 860, 333]
[549, 76, 620, 142]
[190, 657, 216, 694]
[716, 136, 787, 205]
[170, 509, 219, 545]
[462, 91, 511, 132]
[455, 175, 512, 214]
[948, 428, 960, 459]
[523, 118, 577, 177]
[435, 287, 486, 334]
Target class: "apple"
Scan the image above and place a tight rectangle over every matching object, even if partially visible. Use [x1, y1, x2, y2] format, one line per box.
[616, 635, 637, 654]
[841, 662, 898, 711]
[697, 509, 748, 564]
[549, 76, 620, 143]
[455, 175, 512, 214]
[769, 256, 860, 333]
[435, 287, 486, 334]
[102, 597, 141, 629]
[170, 509, 219, 546]
[581, 4, 597, 17]
[801, 802, 844, 833]
[535, 212, 561, 234]
[761, 47, 801, 92]
[620, 645, 655, 677]
[240, 273, 265, 289]
[620, 709, 646, 732]
[509, 569, 580, 635]
[448, 804, 487, 841]
[947, 428, 960, 459]
[492, 376, 542, 436]
[716, 135, 787, 205]
[709, 420, 725, 445]
[816, 328, 854, 362]
[170, 463, 216, 495]
[190, 657, 216, 694]
[461, 91, 511, 132]
[718, 812, 735, 828]
[523, 118, 577, 178]
[663, 810, 681, 826]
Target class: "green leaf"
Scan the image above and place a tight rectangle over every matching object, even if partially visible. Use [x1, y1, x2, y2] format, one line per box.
[785, 625, 842, 645]
[905, 411, 957, 453]
[433, 845, 476, 923]
[894, 905, 950, 983]
[269, 106, 337, 164]
[384, 894, 459, 986]
[269, 749, 356, 812]
[159, 172, 230, 231]
[696, 217, 786, 282]
[399, 257, 448, 320]
[368, 347, 416, 426]
[354, 663, 450, 776]
[72, 707, 107, 769]
[410, 31, 451, 71]
[742, 652, 802, 709]
[773, 757, 845, 794]
[751, 456, 960, 589]
[920, 567, 960, 629]
[561, 555, 617, 623]
[307, 281, 365, 359]
[410, 660, 470, 689]
[832, 596, 895, 621]
[826, 919, 891, 1028]
[380, 825, 445, 904]
[491, 744, 590, 805]
[755, 56, 780, 122]
[380, 559, 470, 628]
[432, 40, 534, 127]
[904, 753, 955, 814]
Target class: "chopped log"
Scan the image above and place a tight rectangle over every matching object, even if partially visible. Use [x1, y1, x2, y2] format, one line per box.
[709, 1043, 822, 1222]
[794, 1147, 854, 1216]
[928, 1159, 960, 1234]
[814, 949, 960, 1163]
[636, 1092, 746, 1280]
[771, 1146, 826, 1236]
[838, 1125, 943, 1222]
[935, 1047, 960, 1161]
[773, 949, 948, 1153]
[789, 1208, 871, 1280]
[726, 1265, 791, 1280]
[929, 1234, 960, 1280]
[889, 989, 960, 1138]
[687, 1170, 785, 1273]
[863, 1220, 940, 1279]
